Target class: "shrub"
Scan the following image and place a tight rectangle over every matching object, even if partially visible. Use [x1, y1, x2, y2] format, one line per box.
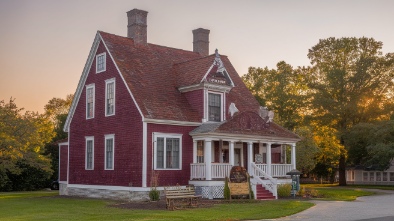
[149, 188, 160, 201]
[277, 184, 292, 198]
[224, 177, 231, 200]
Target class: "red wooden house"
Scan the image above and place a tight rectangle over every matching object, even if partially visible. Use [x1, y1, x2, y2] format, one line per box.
[59, 9, 300, 200]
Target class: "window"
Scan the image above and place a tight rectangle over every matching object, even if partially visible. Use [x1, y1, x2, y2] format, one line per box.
[86, 84, 95, 119]
[208, 93, 222, 122]
[105, 134, 114, 170]
[96, 53, 106, 73]
[105, 78, 115, 116]
[154, 133, 182, 169]
[85, 137, 94, 170]
[197, 140, 204, 163]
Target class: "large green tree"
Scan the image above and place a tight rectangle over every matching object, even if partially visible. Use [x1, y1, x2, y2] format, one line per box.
[307, 37, 394, 185]
[43, 94, 73, 181]
[0, 99, 55, 190]
[242, 61, 309, 130]
[344, 120, 394, 170]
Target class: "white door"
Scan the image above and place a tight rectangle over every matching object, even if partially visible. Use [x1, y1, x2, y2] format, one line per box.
[234, 149, 241, 166]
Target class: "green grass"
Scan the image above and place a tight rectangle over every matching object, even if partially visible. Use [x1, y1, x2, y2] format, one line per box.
[345, 184, 394, 191]
[300, 184, 376, 201]
[0, 191, 313, 221]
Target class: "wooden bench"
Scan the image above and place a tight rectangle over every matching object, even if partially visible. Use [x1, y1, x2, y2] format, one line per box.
[164, 185, 201, 210]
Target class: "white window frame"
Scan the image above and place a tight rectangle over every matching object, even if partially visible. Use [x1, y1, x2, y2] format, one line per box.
[96, 52, 106, 73]
[153, 133, 182, 170]
[206, 91, 224, 122]
[85, 136, 94, 170]
[105, 78, 116, 116]
[104, 134, 115, 170]
[86, 84, 95, 119]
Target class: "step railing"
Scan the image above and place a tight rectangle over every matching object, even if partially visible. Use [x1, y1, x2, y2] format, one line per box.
[251, 162, 278, 199]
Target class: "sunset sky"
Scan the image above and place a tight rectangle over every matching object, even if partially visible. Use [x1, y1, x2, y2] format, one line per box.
[1, 0, 394, 113]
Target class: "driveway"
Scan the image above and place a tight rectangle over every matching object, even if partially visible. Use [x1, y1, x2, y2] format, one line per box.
[263, 189, 394, 221]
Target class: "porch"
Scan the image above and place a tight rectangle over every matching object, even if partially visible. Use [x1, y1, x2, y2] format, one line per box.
[190, 140, 296, 181]
[190, 163, 293, 180]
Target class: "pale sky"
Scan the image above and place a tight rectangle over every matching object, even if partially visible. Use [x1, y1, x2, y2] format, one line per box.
[1, 0, 394, 113]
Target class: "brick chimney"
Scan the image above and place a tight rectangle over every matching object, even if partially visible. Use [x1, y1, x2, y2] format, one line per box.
[193, 28, 210, 56]
[127, 9, 148, 45]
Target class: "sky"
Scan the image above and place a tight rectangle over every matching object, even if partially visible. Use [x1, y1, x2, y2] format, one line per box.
[1, 0, 394, 113]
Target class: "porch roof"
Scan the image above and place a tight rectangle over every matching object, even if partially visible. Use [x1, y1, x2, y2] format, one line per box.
[190, 111, 300, 142]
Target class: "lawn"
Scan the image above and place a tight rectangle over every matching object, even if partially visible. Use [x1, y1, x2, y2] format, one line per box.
[300, 184, 377, 201]
[0, 191, 313, 221]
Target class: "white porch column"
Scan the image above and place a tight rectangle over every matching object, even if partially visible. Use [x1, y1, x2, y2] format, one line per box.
[267, 142, 272, 176]
[247, 142, 253, 175]
[291, 143, 296, 170]
[204, 139, 212, 180]
[192, 140, 197, 163]
[229, 141, 235, 166]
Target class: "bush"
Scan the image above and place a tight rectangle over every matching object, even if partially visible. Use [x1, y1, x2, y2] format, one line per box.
[224, 177, 231, 200]
[277, 184, 292, 198]
[149, 188, 160, 201]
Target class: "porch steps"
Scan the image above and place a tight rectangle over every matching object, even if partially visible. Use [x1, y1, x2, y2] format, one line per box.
[255, 185, 275, 200]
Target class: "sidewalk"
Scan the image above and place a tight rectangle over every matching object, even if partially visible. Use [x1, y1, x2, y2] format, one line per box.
[263, 189, 394, 221]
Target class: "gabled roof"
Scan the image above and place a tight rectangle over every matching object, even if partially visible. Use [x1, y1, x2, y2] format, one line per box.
[64, 30, 286, 135]
[190, 112, 300, 141]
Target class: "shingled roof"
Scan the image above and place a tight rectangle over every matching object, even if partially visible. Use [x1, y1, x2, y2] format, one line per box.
[99, 31, 261, 122]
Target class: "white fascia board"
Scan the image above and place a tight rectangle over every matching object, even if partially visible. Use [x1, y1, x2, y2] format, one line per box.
[143, 118, 201, 126]
[64, 33, 100, 132]
[190, 132, 301, 143]
[99, 34, 144, 120]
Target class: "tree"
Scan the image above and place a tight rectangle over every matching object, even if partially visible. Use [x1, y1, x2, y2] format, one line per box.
[0, 98, 55, 190]
[307, 37, 394, 185]
[242, 62, 309, 130]
[344, 121, 394, 170]
[43, 94, 73, 181]
[294, 126, 320, 175]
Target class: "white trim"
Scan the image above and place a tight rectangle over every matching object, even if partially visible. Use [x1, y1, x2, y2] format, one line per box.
[105, 78, 116, 117]
[58, 142, 69, 146]
[85, 136, 94, 170]
[67, 130, 70, 184]
[143, 118, 201, 126]
[66, 184, 154, 191]
[142, 122, 147, 187]
[153, 132, 183, 170]
[190, 132, 301, 143]
[178, 82, 232, 93]
[96, 52, 106, 73]
[85, 84, 95, 119]
[64, 33, 100, 132]
[104, 134, 115, 170]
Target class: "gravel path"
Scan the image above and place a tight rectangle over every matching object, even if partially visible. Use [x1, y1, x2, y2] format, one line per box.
[262, 189, 394, 221]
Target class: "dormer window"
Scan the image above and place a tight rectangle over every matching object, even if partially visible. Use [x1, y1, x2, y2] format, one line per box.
[208, 93, 222, 122]
[96, 53, 106, 73]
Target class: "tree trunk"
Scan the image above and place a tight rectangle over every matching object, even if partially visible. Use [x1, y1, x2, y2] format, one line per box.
[338, 153, 347, 186]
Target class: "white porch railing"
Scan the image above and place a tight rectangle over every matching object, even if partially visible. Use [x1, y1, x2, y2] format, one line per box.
[254, 164, 293, 177]
[251, 163, 278, 199]
[212, 163, 233, 179]
[190, 163, 206, 180]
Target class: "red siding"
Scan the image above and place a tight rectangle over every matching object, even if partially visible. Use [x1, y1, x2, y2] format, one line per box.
[59, 144, 68, 182]
[146, 123, 196, 187]
[184, 90, 204, 120]
[69, 41, 143, 187]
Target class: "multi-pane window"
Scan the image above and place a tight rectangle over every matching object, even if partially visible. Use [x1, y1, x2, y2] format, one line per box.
[96, 53, 106, 73]
[85, 137, 94, 170]
[105, 134, 114, 170]
[208, 93, 221, 122]
[155, 134, 182, 169]
[197, 140, 204, 163]
[86, 85, 95, 119]
[105, 79, 115, 116]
